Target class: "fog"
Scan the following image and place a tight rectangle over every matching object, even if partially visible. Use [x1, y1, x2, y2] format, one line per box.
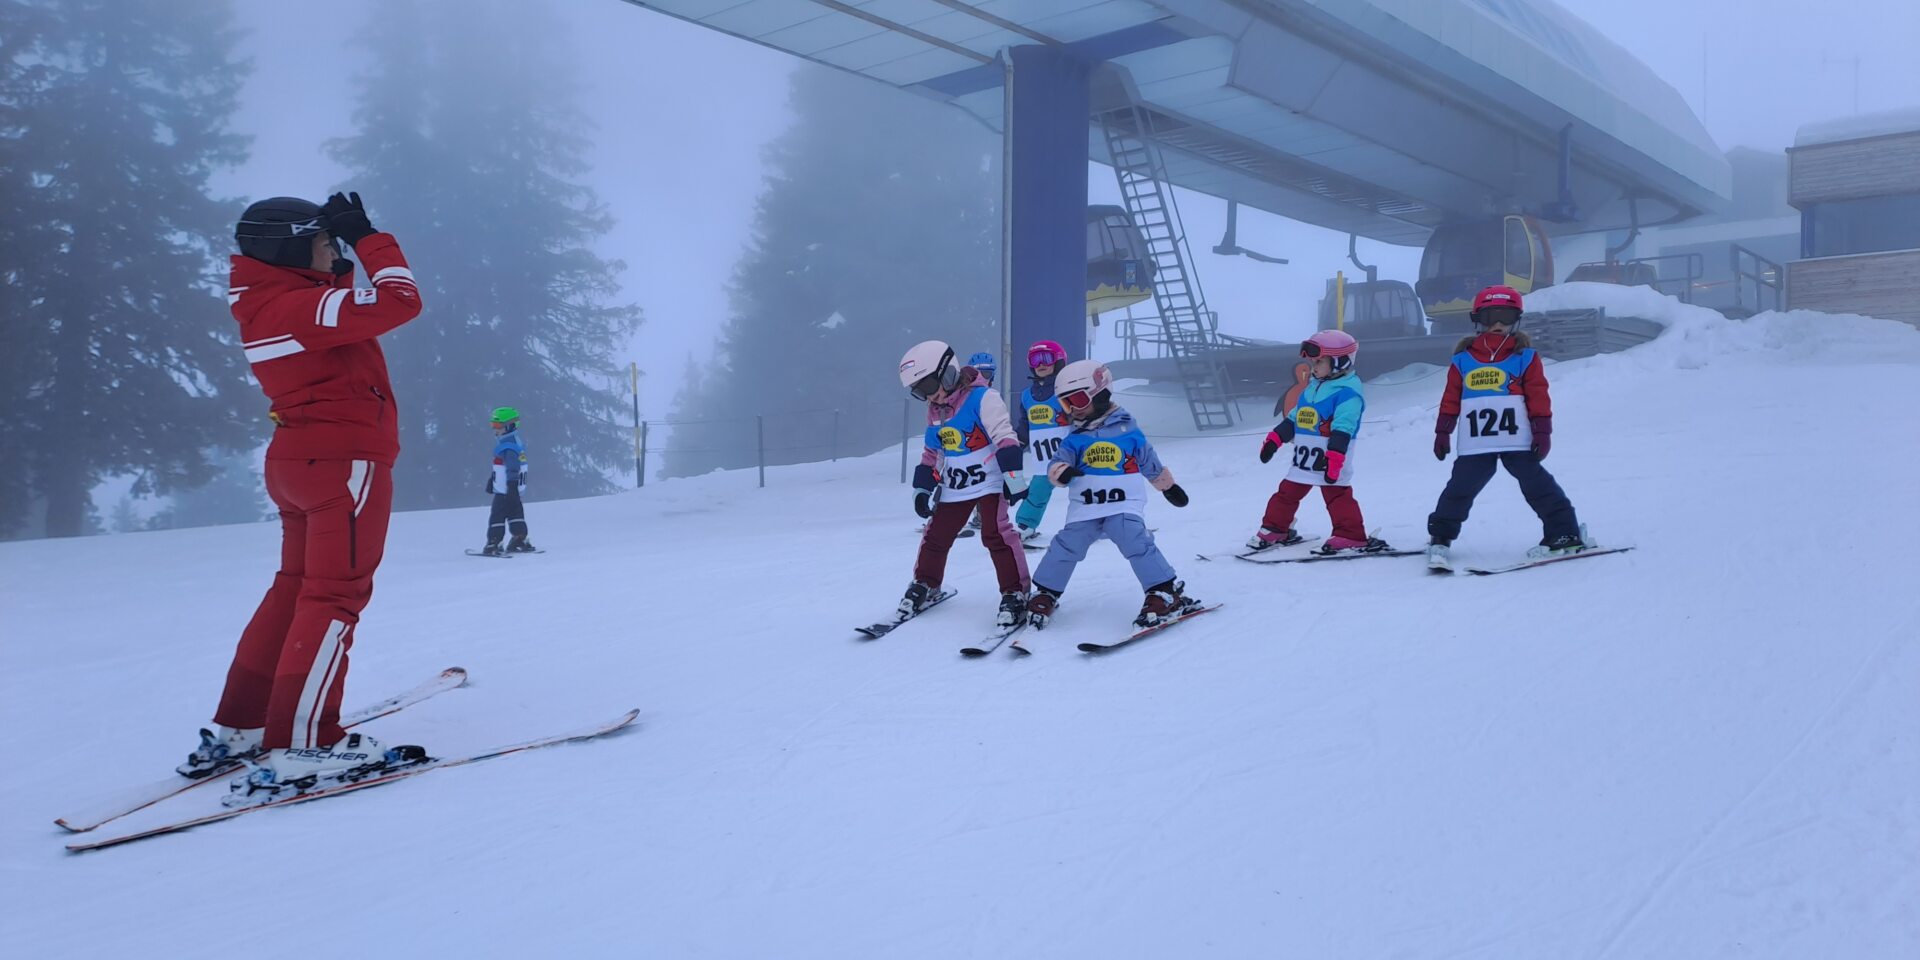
[7, 0, 1917, 537]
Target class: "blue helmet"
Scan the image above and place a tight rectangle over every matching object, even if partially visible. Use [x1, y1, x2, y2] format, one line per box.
[967, 351, 997, 383]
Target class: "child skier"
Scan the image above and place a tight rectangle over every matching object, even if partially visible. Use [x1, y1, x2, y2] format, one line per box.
[1012, 340, 1069, 544]
[481, 406, 535, 556]
[1027, 360, 1196, 630]
[1426, 286, 1584, 567]
[964, 350, 999, 535]
[898, 340, 1031, 628]
[1248, 329, 1389, 555]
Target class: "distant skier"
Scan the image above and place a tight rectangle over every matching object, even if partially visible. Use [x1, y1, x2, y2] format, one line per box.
[1026, 360, 1196, 631]
[963, 350, 999, 535]
[1012, 339, 1069, 544]
[1248, 329, 1390, 555]
[480, 406, 536, 556]
[182, 191, 425, 798]
[1426, 285, 1586, 568]
[897, 340, 1031, 628]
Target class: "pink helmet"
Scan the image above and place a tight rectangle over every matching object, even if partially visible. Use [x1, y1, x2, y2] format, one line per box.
[1300, 329, 1358, 359]
[1027, 340, 1066, 369]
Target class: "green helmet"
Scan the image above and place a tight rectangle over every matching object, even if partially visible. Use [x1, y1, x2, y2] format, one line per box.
[489, 406, 520, 425]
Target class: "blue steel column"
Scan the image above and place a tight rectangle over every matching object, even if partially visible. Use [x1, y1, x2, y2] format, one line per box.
[1006, 45, 1091, 369]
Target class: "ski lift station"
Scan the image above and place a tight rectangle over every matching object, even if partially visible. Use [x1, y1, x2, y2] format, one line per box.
[624, 0, 1735, 429]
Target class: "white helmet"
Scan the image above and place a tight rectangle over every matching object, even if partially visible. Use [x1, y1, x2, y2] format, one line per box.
[899, 340, 959, 401]
[1054, 359, 1113, 421]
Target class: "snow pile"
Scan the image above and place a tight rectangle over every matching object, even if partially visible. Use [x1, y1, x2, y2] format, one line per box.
[4, 297, 1918, 958]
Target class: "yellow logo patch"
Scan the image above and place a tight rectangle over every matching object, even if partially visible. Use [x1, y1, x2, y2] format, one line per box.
[1028, 404, 1055, 426]
[1295, 408, 1320, 430]
[1465, 367, 1509, 392]
[1081, 441, 1123, 470]
[937, 427, 965, 452]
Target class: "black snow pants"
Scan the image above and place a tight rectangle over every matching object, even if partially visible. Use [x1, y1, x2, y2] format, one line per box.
[1427, 451, 1578, 544]
[486, 492, 528, 545]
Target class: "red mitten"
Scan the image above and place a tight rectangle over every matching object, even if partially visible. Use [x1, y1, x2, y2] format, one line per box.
[1324, 449, 1346, 482]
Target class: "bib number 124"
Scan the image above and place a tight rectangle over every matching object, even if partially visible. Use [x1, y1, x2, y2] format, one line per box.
[1467, 408, 1520, 437]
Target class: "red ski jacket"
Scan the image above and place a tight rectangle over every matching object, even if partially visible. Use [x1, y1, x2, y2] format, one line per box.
[1437, 331, 1553, 420]
[229, 234, 424, 465]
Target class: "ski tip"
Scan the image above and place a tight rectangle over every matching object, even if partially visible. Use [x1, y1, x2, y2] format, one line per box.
[54, 817, 82, 833]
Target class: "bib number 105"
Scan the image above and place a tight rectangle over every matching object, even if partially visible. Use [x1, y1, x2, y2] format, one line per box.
[1077, 487, 1127, 506]
[1466, 408, 1521, 437]
[945, 464, 988, 489]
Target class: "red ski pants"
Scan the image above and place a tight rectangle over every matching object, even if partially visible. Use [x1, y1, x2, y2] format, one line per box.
[214, 458, 392, 750]
[913, 494, 1029, 594]
[1263, 479, 1367, 541]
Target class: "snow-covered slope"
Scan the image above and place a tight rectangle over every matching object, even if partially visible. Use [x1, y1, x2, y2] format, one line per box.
[5, 300, 1919, 958]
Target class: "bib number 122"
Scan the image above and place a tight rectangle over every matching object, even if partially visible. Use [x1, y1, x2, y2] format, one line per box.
[1467, 408, 1520, 437]
[1291, 445, 1328, 472]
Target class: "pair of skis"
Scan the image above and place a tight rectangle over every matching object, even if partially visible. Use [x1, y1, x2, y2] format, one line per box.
[859, 590, 1218, 656]
[59, 668, 636, 852]
[1432, 544, 1636, 576]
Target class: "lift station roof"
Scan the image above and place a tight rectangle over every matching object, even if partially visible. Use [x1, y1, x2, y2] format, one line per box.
[623, 0, 1731, 245]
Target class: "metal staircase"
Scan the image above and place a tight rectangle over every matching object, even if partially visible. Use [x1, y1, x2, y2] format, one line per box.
[1098, 104, 1235, 431]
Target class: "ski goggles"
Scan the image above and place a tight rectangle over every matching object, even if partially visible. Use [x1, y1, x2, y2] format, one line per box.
[907, 372, 944, 402]
[1473, 306, 1522, 327]
[1027, 347, 1063, 368]
[1299, 339, 1329, 358]
[1059, 387, 1097, 412]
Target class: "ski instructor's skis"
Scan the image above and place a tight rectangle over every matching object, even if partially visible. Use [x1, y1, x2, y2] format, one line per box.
[55, 667, 469, 834]
[67, 708, 640, 853]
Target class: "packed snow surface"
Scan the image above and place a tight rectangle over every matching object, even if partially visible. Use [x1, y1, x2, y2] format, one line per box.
[4, 297, 1918, 958]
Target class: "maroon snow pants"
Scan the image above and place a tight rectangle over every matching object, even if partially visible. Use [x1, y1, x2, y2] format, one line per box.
[1263, 479, 1367, 542]
[214, 458, 392, 751]
[914, 494, 1029, 594]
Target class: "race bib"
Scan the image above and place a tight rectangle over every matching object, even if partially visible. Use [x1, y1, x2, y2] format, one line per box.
[1028, 425, 1072, 471]
[1455, 395, 1533, 455]
[1284, 434, 1354, 487]
[1064, 471, 1148, 521]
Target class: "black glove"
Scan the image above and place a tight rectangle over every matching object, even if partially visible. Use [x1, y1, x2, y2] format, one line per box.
[1161, 484, 1189, 508]
[912, 463, 937, 518]
[1004, 478, 1029, 505]
[1054, 464, 1084, 485]
[320, 191, 376, 246]
[485, 475, 496, 494]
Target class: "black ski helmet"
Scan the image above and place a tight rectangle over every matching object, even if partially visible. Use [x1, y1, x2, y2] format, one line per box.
[235, 197, 328, 268]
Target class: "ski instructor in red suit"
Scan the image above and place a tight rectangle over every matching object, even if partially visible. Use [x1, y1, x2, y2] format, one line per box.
[177, 192, 425, 787]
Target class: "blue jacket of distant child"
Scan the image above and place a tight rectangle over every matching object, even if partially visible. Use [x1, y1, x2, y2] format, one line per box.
[491, 429, 528, 494]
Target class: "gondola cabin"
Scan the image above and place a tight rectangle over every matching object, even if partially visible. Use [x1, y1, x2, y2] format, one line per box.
[1415, 215, 1554, 332]
[1086, 205, 1157, 316]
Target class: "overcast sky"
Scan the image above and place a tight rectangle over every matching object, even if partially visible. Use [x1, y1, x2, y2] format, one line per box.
[213, 0, 1920, 415]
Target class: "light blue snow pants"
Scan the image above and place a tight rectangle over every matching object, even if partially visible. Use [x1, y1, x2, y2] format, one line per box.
[1014, 472, 1055, 530]
[1032, 513, 1176, 594]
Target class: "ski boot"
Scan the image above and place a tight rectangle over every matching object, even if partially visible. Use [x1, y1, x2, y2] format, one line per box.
[1425, 538, 1453, 573]
[506, 536, 537, 553]
[1527, 524, 1589, 559]
[1026, 586, 1062, 630]
[1317, 535, 1390, 555]
[1135, 580, 1193, 628]
[1244, 526, 1301, 552]
[224, 733, 426, 808]
[480, 542, 507, 557]
[896, 581, 936, 621]
[1017, 525, 1044, 545]
[996, 591, 1028, 629]
[177, 725, 264, 778]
